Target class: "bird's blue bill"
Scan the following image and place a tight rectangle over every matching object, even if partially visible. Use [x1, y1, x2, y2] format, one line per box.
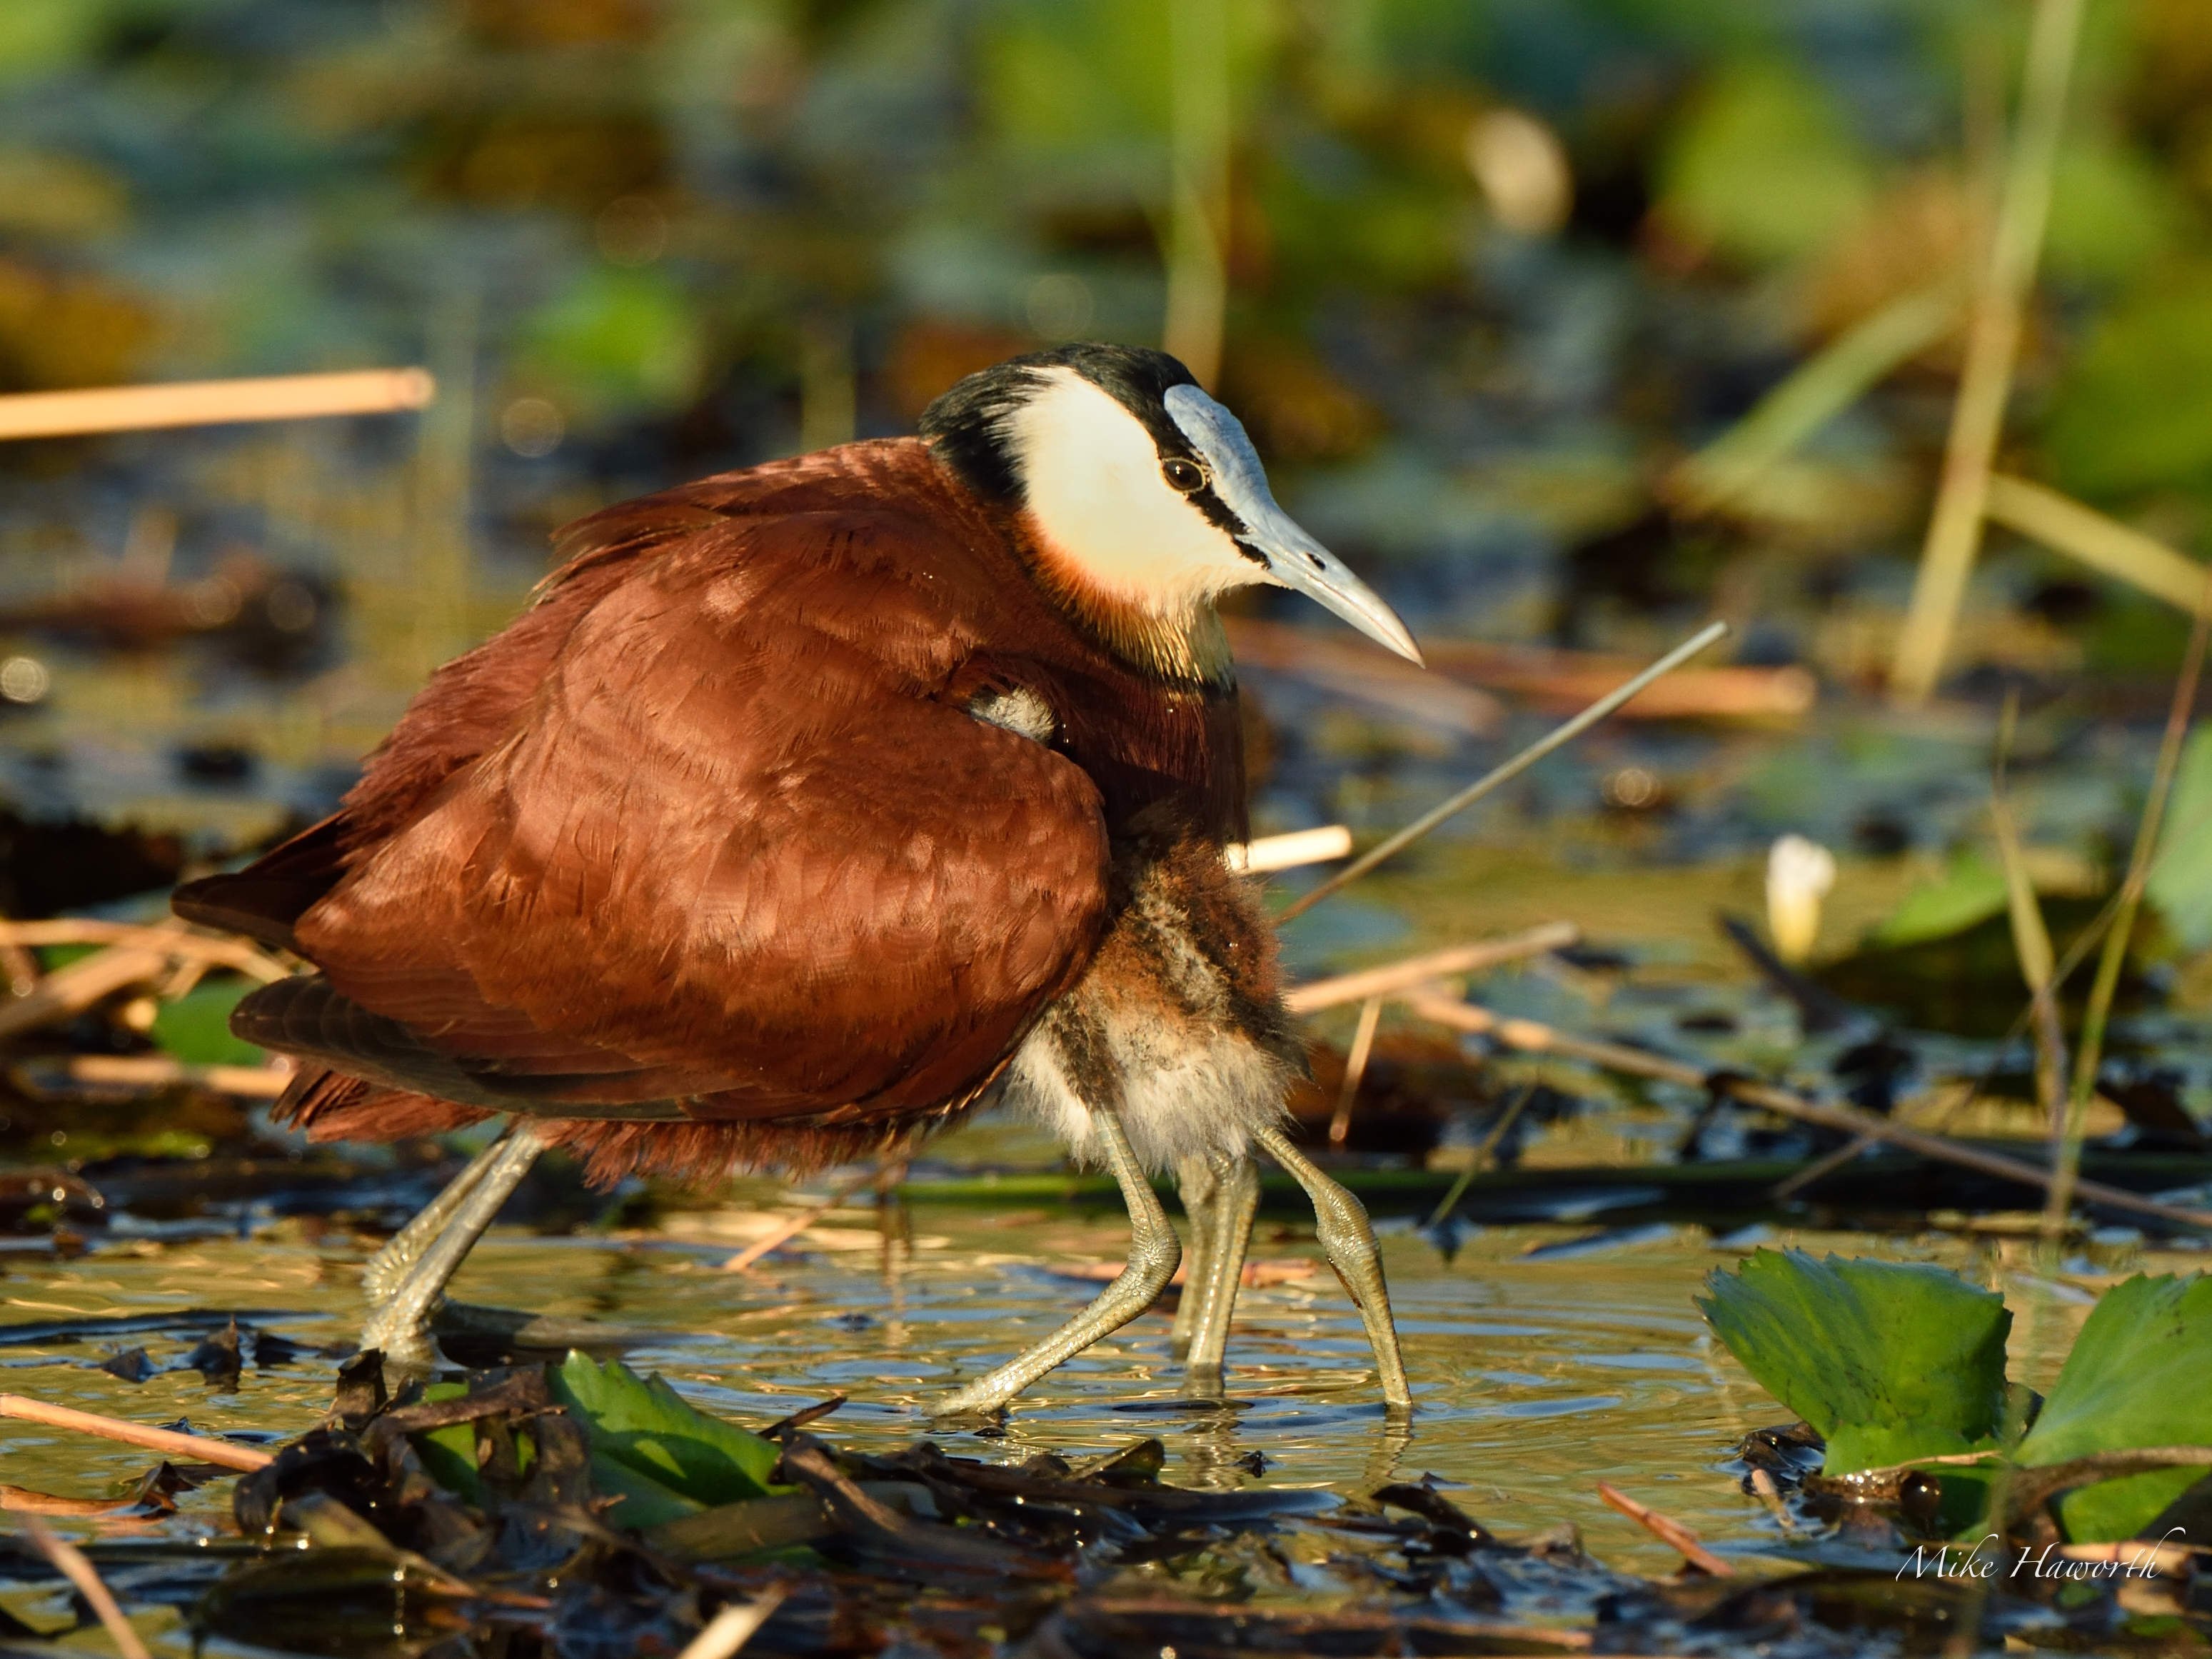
[1165, 384, 1423, 665]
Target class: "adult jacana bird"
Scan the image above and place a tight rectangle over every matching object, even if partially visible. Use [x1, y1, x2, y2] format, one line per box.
[175, 344, 1420, 1413]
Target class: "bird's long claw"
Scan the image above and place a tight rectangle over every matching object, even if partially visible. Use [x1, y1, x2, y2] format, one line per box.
[1252, 1123, 1412, 1410]
[932, 1107, 1177, 1417]
[358, 1125, 546, 1373]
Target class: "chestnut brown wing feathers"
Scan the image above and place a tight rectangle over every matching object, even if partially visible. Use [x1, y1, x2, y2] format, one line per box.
[221, 498, 1114, 1126]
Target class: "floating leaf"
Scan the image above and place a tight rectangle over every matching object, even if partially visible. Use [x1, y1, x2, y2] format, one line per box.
[2016, 1273, 2212, 1543]
[1657, 60, 1876, 266]
[548, 1352, 784, 1520]
[1699, 1250, 2010, 1475]
[1866, 851, 2009, 950]
[151, 978, 263, 1067]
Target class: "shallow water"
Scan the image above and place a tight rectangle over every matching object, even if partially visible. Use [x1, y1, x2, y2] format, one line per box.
[0, 1152, 2151, 1584]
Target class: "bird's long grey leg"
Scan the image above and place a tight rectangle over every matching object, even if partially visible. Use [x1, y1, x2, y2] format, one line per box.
[935, 1108, 1179, 1416]
[360, 1131, 518, 1305]
[360, 1124, 548, 1373]
[1251, 1123, 1412, 1410]
[1170, 1154, 1220, 1357]
[1183, 1151, 1260, 1382]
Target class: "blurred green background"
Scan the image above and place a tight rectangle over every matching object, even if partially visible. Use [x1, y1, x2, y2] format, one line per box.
[0, 0, 2208, 901]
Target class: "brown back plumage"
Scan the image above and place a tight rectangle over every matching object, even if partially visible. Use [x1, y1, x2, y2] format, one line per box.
[176, 439, 1247, 1181]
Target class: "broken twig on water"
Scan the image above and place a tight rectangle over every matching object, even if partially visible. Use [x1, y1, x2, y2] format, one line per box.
[1284, 922, 1579, 1014]
[1280, 621, 1730, 921]
[0, 1393, 273, 1473]
[1596, 1481, 1733, 1577]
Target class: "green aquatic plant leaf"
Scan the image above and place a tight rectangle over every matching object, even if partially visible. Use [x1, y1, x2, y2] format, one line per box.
[548, 1352, 784, 1518]
[2016, 1273, 2212, 1543]
[409, 1382, 482, 1504]
[1699, 1250, 2011, 1475]
[150, 978, 263, 1066]
[1866, 851, 2009, 950]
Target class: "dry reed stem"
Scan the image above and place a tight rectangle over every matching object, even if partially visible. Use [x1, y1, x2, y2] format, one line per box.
[1284, 922, 1579, 1013]
[1226, 618, 1808, 721]
[1594, 1482, 1732, 1576]
[1222, 620, 1505, 734]
[2, 1485, 151, 1517]
[1327, 996, 1384, 1146]
[1225, 826, 1352, 875]
[0, 945, 179, 1044]
[1891, 0, 2086, 703]
[1989, 718, 2067, 1138]
[1986, 474, 2212, 615]
[1402, 993, 2212, 1235]
[0, 920, 291, 981]
[18, 1055, 291, 1099]
[18, 1514, 152, 1659]
[0, 1393, 274, 1473]
[678, 1587, 790, 1659]
[0, 369, 433, 441]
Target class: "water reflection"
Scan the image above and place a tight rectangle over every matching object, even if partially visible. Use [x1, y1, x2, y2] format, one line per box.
[0, 1207, 2125, 1576]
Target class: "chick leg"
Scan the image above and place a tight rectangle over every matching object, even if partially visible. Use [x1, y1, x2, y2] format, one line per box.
[360, 1123, 547, 1373]
[935, 1107, 1178, 1416]
[361, 1131, 519, 1304]
[1170, 1153, 1220, 1357]
[1251, 1123, 1412, 1409]
[1182, 1150, 1260, 1380]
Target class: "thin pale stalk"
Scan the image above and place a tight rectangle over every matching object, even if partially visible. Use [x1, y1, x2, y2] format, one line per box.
[1986, 474, 2212, 616]
[1989, 735, 2066, 1137]
[1327, 997, 1382, 1146]
[20, 1515, 152, 1659]
[1891, 0, 2087, 704]
[2043, 588, 2212, 1236]
[1280, 622, 1728, 921]
[1424, 1076, 1539, 1228]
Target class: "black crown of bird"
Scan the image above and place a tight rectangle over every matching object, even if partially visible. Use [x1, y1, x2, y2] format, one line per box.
[174, 342, 1420, 1414]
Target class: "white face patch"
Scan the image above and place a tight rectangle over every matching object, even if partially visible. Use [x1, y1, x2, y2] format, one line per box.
[998, 368, 1262, 615]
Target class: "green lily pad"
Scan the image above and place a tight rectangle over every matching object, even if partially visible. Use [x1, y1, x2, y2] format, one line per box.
[548, 1352, 785, 1520]
[1699, 1250, 2011, 1475]
[2016, 1273, 2212, 1543]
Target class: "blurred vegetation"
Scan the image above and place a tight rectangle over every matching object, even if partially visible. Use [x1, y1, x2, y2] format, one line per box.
[0, 0, 2206, 644]
[0, 0, 2208, 914]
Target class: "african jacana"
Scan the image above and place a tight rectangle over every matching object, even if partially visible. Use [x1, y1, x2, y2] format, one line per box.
[176, 344, 1419, 1413]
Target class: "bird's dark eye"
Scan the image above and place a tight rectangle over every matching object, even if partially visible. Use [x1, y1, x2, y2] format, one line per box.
[1162, 457, 1206, 494]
